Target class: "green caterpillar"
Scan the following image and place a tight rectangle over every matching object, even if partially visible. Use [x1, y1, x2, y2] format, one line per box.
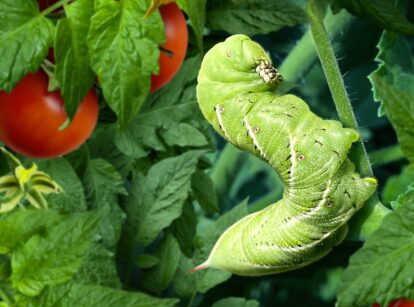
[194, 34, 377, 276]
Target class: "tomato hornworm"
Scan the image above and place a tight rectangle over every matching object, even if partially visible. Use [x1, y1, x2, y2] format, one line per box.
[193, 35, 377, 276]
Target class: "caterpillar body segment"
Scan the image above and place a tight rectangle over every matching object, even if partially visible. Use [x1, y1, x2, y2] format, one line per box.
[195, 34, 377, 276]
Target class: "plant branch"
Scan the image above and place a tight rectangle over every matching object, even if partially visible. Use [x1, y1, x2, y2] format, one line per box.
[306, 0, 391, 239]
[306, 1, 373, 177]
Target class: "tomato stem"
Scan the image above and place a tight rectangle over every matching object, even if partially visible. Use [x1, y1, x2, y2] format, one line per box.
[159, 46, 175, 58]
[306, 0, 391, 239]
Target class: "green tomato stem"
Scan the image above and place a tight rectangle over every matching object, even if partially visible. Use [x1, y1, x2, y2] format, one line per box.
[306, 0, 391, 240]
[306, 1, 373, 177]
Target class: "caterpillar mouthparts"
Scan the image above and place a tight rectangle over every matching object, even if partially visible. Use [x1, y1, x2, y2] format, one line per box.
[255, 58, 283, 84]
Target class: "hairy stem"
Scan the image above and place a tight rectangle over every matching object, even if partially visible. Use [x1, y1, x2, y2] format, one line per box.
[306, 0, 391, 239]
[307, 1, 373, 177]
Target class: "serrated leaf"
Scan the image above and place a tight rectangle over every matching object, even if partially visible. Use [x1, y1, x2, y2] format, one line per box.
[173, 200, 248, 296]
[170, 201, 197, 257]
[192, 170, 219, 213]
[74, 243, 121, 288]
[144, 54, 202, 110]
[176, 0, 206, 49]
[115, 55, 211, 158]
[83, 159, 127, 249]
[383, 167, 414, 206]
[0, 209, 62, 254]
[369, 31, 414, 167]
[88, 124, 134, 177]
[11, 211, 101, 296]
[0, 0, 54, 91]
[55, 0, 95, 119]
[136, 254, 159, 269]
[331, 0, 414, 34]
[116, 102, 209, 158]
[142, 234, 180, 293]
[122, 150, 204, 246]
[206, 0, 306, 36]
[337, 184, 414, 307]
[87, 0, 164, 127]
[38, 158, 87, 212]
[212, 297, 260, 307]
[22, 283, 178, 307]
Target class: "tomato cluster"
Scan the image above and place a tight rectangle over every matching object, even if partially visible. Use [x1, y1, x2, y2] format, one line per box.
[0, 1, 187, 159]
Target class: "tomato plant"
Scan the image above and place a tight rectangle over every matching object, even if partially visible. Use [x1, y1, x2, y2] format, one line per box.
[0, 70, 98, 158]
[150, 2, 188, 92]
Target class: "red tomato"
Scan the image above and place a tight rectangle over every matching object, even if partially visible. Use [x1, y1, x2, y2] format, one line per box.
[373, 298, 414, 307]
[0, 70, 98, 158]
[150, 2, 188, 92]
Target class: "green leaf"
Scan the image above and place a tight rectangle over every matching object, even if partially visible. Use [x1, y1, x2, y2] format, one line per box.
[22, 283, 179, 307]
[136, 254, 159, 269]
[192, 170, 218, 212]
[162, 123, 208, 148]
[122, 150, 204, 246]
[176, 0, 206, 49]
[0, 0, 54, 91]
[87, 0, 164, 127]
[337, 184, 414, 307]
[212, 297, 260, 307]
[83, 159, 127, 249]
[116, 102, 208, 158]
[0, 209, 62, 254]
[38, 158, 87, 212]
[55, 0, 95, 119]
[74, 242, 121, 288]
[11, 210, 101, 296]
[331, 0, 414, 34]
[173, 200, 248, 296]
[142, 234, 181, 293]
[144, 54, 202, 110]
[369, 31, 414, 167]
[88, 124, 134, 177]
[383, 167, 414, 206]
[206, 0, 306, 36]
[170, 201, 197, 257]
[115, 55, 211, 158]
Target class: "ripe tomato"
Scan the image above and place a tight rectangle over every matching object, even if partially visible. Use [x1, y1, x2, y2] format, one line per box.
[0, 70, 98, 158]
[373, 298, 414, 307]
[150, 2, 188, 92]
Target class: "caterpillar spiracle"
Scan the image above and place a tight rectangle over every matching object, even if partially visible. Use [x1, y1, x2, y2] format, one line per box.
[193, 35, 377, 276]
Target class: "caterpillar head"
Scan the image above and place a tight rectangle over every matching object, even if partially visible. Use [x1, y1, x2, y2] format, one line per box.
[197, 35, 283, 142]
